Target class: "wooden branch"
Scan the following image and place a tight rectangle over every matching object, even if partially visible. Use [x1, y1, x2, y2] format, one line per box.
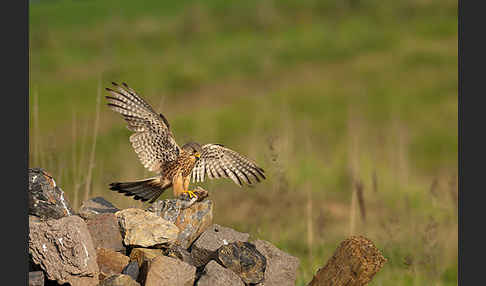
[307, 236, 386, 286]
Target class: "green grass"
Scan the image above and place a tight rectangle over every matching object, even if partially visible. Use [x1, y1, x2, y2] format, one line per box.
[30, 0, 457, 285]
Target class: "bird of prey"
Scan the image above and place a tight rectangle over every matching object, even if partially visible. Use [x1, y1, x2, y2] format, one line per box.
[105, 82, 265, 203]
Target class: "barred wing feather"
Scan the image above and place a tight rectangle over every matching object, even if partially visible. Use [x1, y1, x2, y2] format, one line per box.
[105, 82, 180, 173]
[192, 144, 265, 186]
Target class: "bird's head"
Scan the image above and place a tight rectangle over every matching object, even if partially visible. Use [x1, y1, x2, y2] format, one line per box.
[182, 142, 202, 160]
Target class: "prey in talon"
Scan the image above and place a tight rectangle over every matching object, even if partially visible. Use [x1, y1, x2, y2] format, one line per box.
[105, 82, 265, 205]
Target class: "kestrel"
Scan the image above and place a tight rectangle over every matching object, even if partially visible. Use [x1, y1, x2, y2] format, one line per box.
[105, 82, 265, 203]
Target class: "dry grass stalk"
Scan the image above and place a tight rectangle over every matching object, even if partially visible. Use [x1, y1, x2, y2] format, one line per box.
[56, 157, 64, 187]
[398, 126, 410, 184]
[71, 109, 77, 181]
[83, 81, 102, 203]
[372, 170, 378, 193]
[355, 179, 366, 222]
[306, 184, 314, 265]
[73, 120, 90, 209]
[347, 107, 360, 236]
[349, 188, 357, 236]
[32, 88, 41, 167]
[429, 178, 439, 197]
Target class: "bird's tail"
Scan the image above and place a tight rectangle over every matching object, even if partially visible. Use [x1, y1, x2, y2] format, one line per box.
[109, 177, 172, 203]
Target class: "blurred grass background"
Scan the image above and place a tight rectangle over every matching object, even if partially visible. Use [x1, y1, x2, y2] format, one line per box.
[29, 0, 457, 285]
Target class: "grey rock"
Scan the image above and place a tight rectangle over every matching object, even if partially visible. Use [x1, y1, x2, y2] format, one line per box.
[197, 260, 244, 286]
[79, 196, 120, 220]
[115, 208, 179, 247]
[28, 168, 74, 219]
[121, 261, 139, 281]
[149, 198, 213, 249]
[86, 213, 125, 253]
[254, 239, 300, 286]
[145, 255, 196, 286]
[28, 271, 44, 286]
[191, 224, 250, 267]
[28, 215, 99, 286]
[217, 241, 266, 284]
[99, 274, 140, 286]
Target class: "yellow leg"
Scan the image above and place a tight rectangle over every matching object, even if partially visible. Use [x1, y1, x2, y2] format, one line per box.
[172, 173, 185, 197]
[181, 175, 197, 198]
[183, 175, 190, 191]
[173, 174, 198, 199]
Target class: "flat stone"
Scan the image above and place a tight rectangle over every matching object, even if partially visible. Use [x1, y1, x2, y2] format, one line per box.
[28, 215, 99, 286]
[115, 208, 179, 247]
[79, 197, 120, 220]
[121, 261, 140, 281]
[86, 213, 125, 253]
[254, 240, 300, 286]
[28, 271, 44, 286]
[197, 260, 244, 286]
[97, 248, 130, 280]
[191, 224, 250, 267]
[145, 256, 196, 286]
[217, 241, 266, 284]
[150, 199, 213, 249]
[99, 274, 140, 286]
[28, 168, 74, 219]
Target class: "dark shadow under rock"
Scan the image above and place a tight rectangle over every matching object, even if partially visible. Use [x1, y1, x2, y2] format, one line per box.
[129, 248, 165, 285]
[121, 261, 140, 282]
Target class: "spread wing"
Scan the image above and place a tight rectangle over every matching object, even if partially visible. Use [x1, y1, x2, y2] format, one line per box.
[192, 144, 265, 186]
[105, 82, 180, 172]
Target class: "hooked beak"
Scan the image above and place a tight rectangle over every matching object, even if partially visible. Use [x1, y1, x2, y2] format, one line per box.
[195, 153, 201, 160]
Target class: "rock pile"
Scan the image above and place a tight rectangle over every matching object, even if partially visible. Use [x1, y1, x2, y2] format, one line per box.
[28, 168, 300, 286]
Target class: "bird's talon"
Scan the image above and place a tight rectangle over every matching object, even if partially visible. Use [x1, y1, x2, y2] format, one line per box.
[182, 190, 197, 199]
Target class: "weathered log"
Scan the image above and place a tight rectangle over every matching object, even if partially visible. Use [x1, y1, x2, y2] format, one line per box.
[307, 236, 386, 286]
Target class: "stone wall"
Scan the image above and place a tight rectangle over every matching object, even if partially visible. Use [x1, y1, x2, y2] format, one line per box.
[28, 168, 301, 286]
